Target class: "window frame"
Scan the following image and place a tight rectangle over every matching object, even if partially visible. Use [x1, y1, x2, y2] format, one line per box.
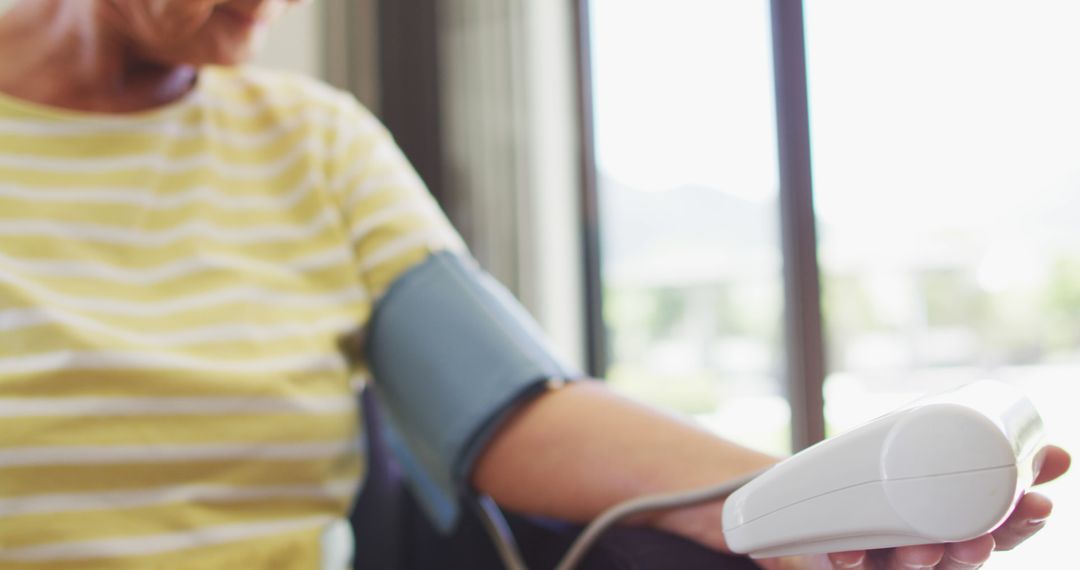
[574, 0, 828, 451]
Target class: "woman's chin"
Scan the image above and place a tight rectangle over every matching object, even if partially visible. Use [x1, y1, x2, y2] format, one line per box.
[143, 41, 260, 69]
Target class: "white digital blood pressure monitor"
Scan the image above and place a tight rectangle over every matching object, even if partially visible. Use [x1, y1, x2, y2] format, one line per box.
[722, 381, 1047, 558]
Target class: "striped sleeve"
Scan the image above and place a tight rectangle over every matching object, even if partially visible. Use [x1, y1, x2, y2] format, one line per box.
[327, 99, 465, 298]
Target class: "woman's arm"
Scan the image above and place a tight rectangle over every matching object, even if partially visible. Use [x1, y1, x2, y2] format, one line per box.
[472, 380, 1071, 569]
[472, 380, 776, 550]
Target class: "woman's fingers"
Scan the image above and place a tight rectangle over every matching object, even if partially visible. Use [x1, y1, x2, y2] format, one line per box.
[1033, 445, 1071, 486]
[935, 534, 995, 569]
[827, 550, 869, 569]
[992, 492, 1053, 551]
[883, 543, 945, 570]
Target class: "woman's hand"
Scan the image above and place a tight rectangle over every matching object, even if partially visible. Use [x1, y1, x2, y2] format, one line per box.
[756, 445, 1071, 570]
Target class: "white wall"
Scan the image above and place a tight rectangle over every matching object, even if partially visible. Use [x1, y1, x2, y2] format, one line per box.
[0, 0, 325, 78]
[256, 1, 325, 77]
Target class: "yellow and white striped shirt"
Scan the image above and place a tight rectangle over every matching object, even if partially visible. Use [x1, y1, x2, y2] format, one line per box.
[0, 66, 462, 569]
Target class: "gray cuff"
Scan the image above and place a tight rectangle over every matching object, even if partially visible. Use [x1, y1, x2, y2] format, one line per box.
[364, 252, 583, 531]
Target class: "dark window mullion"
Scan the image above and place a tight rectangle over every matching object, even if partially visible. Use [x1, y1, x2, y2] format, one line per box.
[376, 0, 447, 208]
[770, 0, 827, 450]
[574, 0, 829, 447]
[573, 0, 607, 379]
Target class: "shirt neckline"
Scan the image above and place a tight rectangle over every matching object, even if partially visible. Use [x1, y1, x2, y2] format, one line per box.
[0, 67, 220, 125]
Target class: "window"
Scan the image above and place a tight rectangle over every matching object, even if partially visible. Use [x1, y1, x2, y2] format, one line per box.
[805, 1, 1080, 565]
[588, 0, 790, 455]
[585, 0, 1077, 564]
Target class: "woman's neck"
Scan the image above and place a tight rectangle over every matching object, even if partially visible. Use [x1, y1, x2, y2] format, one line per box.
[0, 0, 198, 114]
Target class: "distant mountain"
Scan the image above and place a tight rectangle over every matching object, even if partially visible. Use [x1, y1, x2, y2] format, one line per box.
[596, 173, 1080, 286]
[597, 174, 781, 283]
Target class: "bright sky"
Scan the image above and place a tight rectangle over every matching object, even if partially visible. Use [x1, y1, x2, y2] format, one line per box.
[590, 0, 778, 202]
[591, 0, 1080, 237]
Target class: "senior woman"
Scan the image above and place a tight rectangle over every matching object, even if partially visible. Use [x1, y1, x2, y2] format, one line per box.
[0, 1, 1069, 569]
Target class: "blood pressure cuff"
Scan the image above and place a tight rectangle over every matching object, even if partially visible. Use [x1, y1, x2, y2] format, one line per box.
[364, 252, 583, 531]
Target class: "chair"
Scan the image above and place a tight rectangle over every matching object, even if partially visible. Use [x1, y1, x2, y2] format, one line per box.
[350, 389, 761, 570]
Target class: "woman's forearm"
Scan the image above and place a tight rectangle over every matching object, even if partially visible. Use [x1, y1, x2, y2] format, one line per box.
[470, 380, 779, 552]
